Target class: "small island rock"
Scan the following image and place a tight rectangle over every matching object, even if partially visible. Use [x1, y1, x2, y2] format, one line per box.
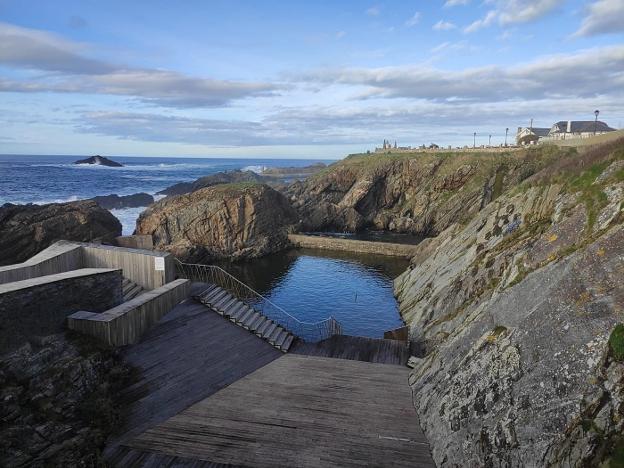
[74, 155, 123, 167]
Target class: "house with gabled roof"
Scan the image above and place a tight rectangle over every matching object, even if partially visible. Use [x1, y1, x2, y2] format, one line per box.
[548, 120, 616, 140]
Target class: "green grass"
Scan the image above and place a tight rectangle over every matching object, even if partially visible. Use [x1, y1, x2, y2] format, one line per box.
[608, 437, 624, 468]
[609, 324, 624, 362]
[568, 162, 610, 233]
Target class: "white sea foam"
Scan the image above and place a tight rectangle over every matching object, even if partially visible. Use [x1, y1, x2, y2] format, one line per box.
[109, 207, 147, 236]
[241, 165, 267, 174]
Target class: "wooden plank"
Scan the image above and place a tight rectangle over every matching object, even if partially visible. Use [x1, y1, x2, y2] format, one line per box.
[291, 335, 410, 365]
[127, 355, 434, 468]
[104, 295, 282, 459]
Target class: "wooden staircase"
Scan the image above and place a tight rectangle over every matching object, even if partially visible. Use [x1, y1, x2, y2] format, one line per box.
[195, 284, 296, 352]
[122, 277, 144, 302]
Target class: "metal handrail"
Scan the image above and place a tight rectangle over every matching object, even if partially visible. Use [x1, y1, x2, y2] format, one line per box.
[175, 259, 342, 342]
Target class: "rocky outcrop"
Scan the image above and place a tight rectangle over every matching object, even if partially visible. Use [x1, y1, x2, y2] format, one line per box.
[74, 155, 123, 167]
[91, 192, 154, 210]
[286, 149, 561, 235]
[0, 201, 122, 265]
[394, 142, 624, 466]
[136, 183, 298, 262]
[157, 170, 264, 196]
[261, 162, 327, 178]
[0, 333, 135, 467]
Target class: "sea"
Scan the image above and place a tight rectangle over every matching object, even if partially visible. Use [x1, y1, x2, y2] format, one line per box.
[0, 154, 330, 235]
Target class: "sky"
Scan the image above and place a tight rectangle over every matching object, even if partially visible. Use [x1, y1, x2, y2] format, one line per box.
[0, 0, 623, 159]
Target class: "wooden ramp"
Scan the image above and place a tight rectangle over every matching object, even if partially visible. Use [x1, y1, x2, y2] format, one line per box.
[291, 334, 409, 365]
[104, 296, 282, 457]
[120, 354, 435, 468]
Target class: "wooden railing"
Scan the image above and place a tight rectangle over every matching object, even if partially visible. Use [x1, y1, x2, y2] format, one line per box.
[175, 260, 342, 343]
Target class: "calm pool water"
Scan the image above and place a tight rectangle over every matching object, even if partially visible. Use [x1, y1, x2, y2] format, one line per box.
[216, 248, 409, 338]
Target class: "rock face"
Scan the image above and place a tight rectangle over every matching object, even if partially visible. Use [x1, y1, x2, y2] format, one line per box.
[91, 192, 154, 209]
[136, 183, 298, 262]
[394, 140, 624, 466]
[286, 149, 563, 235]
[0, 333, 135, 467]
[0, 201, 122, 265]
[157, 170, 264, 196]
[74, 155, 123, 167]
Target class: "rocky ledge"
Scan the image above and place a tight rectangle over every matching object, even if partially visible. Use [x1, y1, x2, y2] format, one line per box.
[394, 139, 624, 466]
[74, 155, 123, 167]
[0, 201, 122, 265]
[136, 183, 298, 262]
[0, 333, 136, 467]
[157, 169, 264, 196]
[90, 192, 154, 210]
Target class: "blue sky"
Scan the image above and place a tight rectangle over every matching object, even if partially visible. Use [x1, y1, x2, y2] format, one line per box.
[0, 0, 623, 159]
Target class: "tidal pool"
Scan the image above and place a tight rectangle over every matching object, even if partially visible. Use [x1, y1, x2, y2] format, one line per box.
[216, 248, 409, 338]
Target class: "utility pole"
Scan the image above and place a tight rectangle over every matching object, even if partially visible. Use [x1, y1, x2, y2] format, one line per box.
[489, 134, 492, 147]
[473, 132, 476, 148]
[505, 127, 509, 146]
[594, 110, 600, 135]
[530, 118, 533, 130]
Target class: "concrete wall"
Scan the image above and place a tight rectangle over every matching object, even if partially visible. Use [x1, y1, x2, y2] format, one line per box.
[115, 235, 154, 250]
[0, 268, 122, 355]
[67, 279, 190, 346]
[81, 243, 175, 290]
[0, 241, 83, 285]
[288, 234, 419, 258]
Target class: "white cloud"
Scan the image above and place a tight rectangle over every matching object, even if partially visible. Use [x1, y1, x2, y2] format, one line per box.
[575, 0, 624, 36]
[463, 0, 560, 33]
[366, 6, 380, 16]
[433, 20, 457, 31]
[0, 21, 280, 108]
[405, 12, 422, 27]
[294, 45, 624, 103]
[444, 0, 470, 7]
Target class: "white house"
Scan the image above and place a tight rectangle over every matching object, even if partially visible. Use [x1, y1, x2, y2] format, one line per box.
[547, 120, 616, 141]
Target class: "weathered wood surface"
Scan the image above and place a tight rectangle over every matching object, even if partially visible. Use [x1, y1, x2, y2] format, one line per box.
[291, 334, 409, 365]
[125, 354, 434, 468]
[108, 447, 243, 467]
[0, 240, 82, 285]
[67, 278, 190, 346]
[104, 295, 282, 458]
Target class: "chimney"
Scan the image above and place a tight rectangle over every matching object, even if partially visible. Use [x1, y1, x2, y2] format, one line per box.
[567, 120, 572, 133]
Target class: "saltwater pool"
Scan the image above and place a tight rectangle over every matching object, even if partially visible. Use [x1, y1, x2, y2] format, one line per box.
[216, 248, 409, 338]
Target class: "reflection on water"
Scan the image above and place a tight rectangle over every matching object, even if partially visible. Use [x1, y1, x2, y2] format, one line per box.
[215, 248, 409, 338]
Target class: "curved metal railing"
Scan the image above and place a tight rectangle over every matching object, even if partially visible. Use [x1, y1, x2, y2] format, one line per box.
[175, 260, 342, 343]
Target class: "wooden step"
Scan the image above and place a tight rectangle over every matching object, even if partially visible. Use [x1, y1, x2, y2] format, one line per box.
[228, 303, 247, 321]
[206, 289, 229, 305]
[260, 322, 278, 339]
[267, 325, 282, 343]
[238, 308, 256, 326]
[198, 286, 222, 302]
[273, 330, 288, 349]
[213, 293, 235, 311]
[124, 284, 144, 301]
[256, 319, 274, 337]
[281, 334, 295, 352]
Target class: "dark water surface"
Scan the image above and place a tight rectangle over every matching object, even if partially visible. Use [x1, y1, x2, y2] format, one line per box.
[217, 248, 409, 338]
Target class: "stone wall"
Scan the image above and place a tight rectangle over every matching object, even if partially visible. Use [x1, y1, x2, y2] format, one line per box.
[288, 234, 419, 258]
[0, 269, 122, 355]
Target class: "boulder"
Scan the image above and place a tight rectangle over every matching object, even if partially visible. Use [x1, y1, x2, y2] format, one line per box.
[136, 183, 298, 262]
[0, 201, 122, 265]
[157, 170, 264, 196]
[74, 155, 123, 167]
[90, 193, 154, 210]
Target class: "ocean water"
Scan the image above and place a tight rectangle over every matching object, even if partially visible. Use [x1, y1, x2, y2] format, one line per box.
[0, 154, 328, 234]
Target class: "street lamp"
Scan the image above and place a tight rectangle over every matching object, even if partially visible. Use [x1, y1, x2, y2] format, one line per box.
[594, 110, 600, 135]
[473, 132, 476, 148]
[505, 128, 509, 146]
[489, 134, 492, 147]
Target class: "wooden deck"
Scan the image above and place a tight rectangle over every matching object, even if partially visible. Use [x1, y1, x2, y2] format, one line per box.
[291, 334, 409, 365]
[122, 354, 434, 468]
[104, 295, 282, 457]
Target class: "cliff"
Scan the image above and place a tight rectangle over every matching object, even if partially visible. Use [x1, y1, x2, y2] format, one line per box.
[393, 140, 624, 466]
[136, 183, 298, 262]
[0, 201, 122, 265]
[286, 148, 567, 235]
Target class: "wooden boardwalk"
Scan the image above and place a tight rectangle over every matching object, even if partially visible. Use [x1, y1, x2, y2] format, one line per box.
[104, 295, 281, 457]
[291, 334, 409, 365]
[123, 354, 435, 468]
